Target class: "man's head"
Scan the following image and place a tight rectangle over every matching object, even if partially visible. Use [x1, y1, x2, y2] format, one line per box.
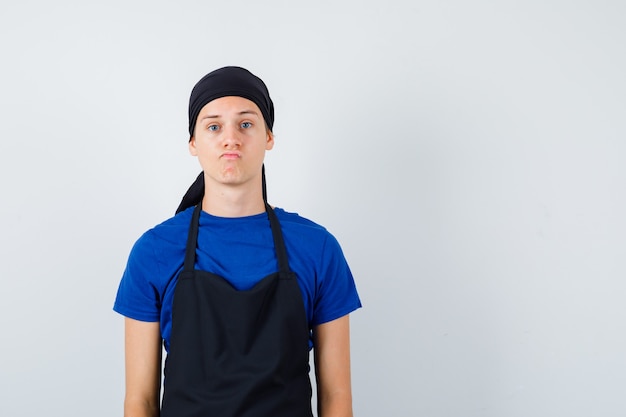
[176, 66, 274, 214]
[188, 66, 274, 139]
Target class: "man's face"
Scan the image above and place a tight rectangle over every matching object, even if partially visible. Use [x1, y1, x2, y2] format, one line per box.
[190, 96, 274, 190]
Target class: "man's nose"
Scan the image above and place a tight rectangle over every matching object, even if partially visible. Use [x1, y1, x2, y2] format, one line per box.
[221, 123, 241, 147]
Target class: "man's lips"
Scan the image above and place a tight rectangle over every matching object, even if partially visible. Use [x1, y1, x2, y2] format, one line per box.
[221, 152, 241, 160]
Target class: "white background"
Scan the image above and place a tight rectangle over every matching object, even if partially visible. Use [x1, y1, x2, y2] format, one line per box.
[1, 1, 624, 416]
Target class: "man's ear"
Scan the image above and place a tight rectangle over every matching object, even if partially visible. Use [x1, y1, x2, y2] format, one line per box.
[266, 131, 275, 151]
[189, 137, 198, 156]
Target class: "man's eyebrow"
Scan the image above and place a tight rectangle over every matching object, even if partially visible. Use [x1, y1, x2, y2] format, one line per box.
[199, 110, 260, 121]
[238, 110, 259, 115]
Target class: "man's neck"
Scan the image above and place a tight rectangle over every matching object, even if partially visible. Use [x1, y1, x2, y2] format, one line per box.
[201, 182, 266, 218]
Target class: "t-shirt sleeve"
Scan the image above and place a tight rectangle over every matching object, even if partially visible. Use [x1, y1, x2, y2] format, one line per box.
[312, 233, 362, 325]
[113, 233, 162, 322]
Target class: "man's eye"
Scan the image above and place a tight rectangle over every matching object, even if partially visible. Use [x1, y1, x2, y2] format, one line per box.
[208, 125, 219, 131]
[241, 122, 252, 129]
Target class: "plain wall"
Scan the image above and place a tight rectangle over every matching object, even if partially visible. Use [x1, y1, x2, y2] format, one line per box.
[1, 1, 624, 416]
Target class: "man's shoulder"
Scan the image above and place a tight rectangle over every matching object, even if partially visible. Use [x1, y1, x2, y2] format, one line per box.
[273, 207, 343, 253]
[135, 208, 193, 249]
[273, 207, 328, 231]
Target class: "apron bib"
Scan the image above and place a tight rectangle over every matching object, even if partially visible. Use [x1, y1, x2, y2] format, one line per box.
[161, 203, 313, 417]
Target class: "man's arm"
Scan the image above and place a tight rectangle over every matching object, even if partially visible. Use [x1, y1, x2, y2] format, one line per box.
[313, 314, 354, 417]
[124, 318, 162, 417]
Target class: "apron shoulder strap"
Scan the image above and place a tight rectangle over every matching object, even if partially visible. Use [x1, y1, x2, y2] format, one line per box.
[183, 204, 203, 272]
[265, 203, 291, 274]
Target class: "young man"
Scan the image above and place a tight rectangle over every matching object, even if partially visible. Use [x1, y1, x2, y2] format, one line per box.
[114, 66, 361, 417]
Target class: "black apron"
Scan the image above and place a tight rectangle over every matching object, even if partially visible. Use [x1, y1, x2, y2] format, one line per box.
[161, 203, 313, 417]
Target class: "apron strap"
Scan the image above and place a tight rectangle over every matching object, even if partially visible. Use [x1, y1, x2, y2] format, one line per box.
[183, 203, 203, 272]
[265, 202, 291, 274]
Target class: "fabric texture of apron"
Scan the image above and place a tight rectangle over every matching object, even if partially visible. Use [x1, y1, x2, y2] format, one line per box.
[161, 203, 313, 417]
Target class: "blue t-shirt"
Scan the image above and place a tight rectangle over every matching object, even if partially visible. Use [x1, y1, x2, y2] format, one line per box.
[114, 206, 361, 351]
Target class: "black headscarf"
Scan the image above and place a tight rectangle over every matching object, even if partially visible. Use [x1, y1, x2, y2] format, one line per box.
[176, 66, 274, 214]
